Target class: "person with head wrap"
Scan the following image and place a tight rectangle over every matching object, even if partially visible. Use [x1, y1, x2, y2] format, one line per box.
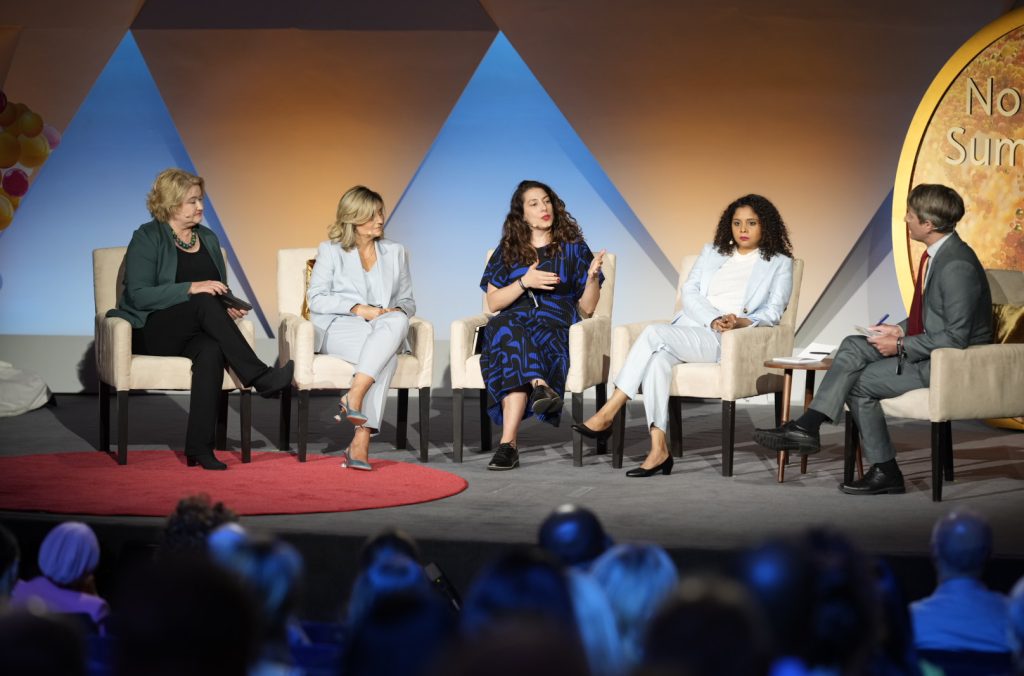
[10, 521, 109, 631]
[537, 504, 612, 569]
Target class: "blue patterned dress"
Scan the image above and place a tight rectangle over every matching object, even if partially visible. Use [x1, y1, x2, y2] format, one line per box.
[479, 241, 603, 426]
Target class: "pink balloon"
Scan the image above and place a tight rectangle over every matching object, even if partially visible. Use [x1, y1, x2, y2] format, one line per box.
[2, 168, 28, 198]
[42, 124, 61, 150]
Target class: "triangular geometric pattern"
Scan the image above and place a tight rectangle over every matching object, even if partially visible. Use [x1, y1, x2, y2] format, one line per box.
[386, 33, 676, 339]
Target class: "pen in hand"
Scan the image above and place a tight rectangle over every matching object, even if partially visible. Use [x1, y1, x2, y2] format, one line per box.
[875, 313, 889, 325]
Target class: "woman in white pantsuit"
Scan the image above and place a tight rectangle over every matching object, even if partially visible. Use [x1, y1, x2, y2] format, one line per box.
[307, 186, 415, 471]
[573, 194, 794, 477]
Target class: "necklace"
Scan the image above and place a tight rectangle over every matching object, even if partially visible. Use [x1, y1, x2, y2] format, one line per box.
[172, 228, 197, 250]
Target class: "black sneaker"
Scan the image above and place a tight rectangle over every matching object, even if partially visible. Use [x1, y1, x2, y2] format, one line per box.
[487, 442, 519, 471]
[529, 384, 563, 416]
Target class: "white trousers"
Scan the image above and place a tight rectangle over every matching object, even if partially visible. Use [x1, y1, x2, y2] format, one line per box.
[321, 312, 410, 430]
[612, 323, 721, 431]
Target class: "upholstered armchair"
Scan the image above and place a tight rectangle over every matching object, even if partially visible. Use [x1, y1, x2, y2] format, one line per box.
[276, 248, 433, 462]
[844, 268, 1024, 501]
[450, 250, 617, 466]
[93, 246, 253, 465]
[609, 254, 804, 475]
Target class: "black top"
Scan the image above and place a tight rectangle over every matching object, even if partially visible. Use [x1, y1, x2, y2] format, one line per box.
[175, 245, 221, 284]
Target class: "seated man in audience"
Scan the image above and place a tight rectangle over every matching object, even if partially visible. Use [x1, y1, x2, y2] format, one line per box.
[537, 504, 613, 569]
[910, 509, 1010, 654]
[1010, 576, 1024, 674]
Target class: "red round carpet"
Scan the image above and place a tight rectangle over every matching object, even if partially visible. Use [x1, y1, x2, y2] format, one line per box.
[0, 451, 468, 516]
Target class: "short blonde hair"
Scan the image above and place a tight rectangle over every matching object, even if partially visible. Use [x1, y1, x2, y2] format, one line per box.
[328, 186, 385, 250]
[146, 168, 204, 223]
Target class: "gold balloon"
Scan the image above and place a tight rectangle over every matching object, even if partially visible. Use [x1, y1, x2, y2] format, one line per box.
[14, 110, 43, 138]
[0, 102, 16, 129]
[0, 188, 19, 209]
[0, 132, 17, 168]
[0, 195, 12, 230]
[17, 133, 49, 168]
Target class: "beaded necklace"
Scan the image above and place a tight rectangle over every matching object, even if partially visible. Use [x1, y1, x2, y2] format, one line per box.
[172, 228, 198, 251]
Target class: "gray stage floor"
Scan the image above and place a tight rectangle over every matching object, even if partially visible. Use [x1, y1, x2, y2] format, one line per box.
[2, 392, 1023, 560]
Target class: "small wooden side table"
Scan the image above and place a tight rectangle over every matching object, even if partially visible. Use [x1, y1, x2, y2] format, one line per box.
[763, 358, 832, 483]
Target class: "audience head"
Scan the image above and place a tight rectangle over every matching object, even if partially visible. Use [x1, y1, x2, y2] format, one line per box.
[348, 550, 431, 628]
[930, 508, 993, 581]
[206, 522, 250, 565]
[566, 569, 626, 676]
[643, 574, 771, 676]
[38, 521, 100, 588]
[159, 493, 238, 559]
[0, 523, 20, 598]
[908, 183, 965, 233]
[1009, 575, 1024, 673]
[330, 185, 385, 250]
[146, 168, 204, 223]
[590, 543, 679, 667]
[538, 504, 611, 569]
[0, 609, 85, 676]
[115, 558, 257, 676]
[713, 193, 793, 259]
[500, 180, 583, 267]
[460, 547, 576, 638]
[358, 527, 422, 569]
[871, 558, 919, 673]
[442, 617, 589, 676]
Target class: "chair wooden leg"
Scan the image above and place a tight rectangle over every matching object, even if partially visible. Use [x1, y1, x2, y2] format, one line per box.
[396, 389, 409, 449]
[572, 392, 584, 467]
[453, 389, 464, 463]
[931, 421, 944, 502]
[669, 396, 683, 458]
[98, 381, 111, 452]
[941, 421, 954, 482]
[418, 387, 430, 462]
[595, 383, 608, 455]
[774, 391, 784, 427]
[479, 390, 492, 452]
[612, 408, 625, 469]
[297, 390, 309, 463]
[116, 391, 129, 465]
[240, 390, 251, 463]
[843, 412, 858, 485]
[278, 386, 292, 451]
[216, 391, 228, 450]
[721, 400, 736, 477]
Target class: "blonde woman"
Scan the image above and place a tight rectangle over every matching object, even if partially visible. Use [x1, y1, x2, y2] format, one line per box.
[307, 186, 415, 470]
[110, 168, 293, 470]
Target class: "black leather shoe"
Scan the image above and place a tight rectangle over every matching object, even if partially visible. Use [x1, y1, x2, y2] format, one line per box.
[487, 443, 519, 471]
[187, 453, 227, 470]
[252, 360, 294, 398]
[529, 384, 563, 416]
[839, 463, 905, 495]
[572, 422, 613, 440]
[753, 420, 821, 455]
[626, 454, 674, 477]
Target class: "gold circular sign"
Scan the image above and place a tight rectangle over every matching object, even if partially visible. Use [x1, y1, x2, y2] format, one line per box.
[893, 8, 1024, 309]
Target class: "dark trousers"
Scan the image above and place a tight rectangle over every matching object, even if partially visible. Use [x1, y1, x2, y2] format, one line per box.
[133, 294, 266, 456]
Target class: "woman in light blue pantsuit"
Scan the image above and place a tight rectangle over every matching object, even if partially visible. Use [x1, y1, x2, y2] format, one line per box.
[574, 195, 793, 477]
[307, 186, 415, 471]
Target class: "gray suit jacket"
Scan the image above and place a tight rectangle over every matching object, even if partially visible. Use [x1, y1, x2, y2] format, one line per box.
[307, 238, 416, 353]
[898, 232, 992, 380]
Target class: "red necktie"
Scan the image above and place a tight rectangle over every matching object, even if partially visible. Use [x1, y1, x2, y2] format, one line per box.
[907, 251, 930, 336]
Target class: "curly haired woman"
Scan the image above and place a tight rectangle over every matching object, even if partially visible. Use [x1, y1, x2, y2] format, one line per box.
[573, 194, 794, 477]
[478, 180, 605, 471]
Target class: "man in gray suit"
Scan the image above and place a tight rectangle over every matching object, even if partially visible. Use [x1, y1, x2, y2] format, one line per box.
[754, 184, 992, 495]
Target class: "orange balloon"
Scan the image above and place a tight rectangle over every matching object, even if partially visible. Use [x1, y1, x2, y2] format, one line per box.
[0, 195, 12, 230]
[0, 132, 17, 168]
[18, 133, 49, 168]
[0, 101, 16, 129]
[0, 187, 19, 209]
[15, 110, 43, 138]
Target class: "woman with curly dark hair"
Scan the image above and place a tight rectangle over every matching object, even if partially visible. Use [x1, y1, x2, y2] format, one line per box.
[574, 194, 793, 477]
[478, 180, 606, 471]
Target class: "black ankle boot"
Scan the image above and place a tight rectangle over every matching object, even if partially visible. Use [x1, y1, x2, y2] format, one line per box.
[187, 453, 227, 470]
[252, 360, 294, 398]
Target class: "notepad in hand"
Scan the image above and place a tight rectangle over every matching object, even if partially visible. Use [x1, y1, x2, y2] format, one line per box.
[854, 325, 880, 337]
[220, 290, 253, 312]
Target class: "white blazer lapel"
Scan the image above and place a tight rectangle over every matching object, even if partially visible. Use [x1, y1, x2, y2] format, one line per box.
[377, 240, 396, 304]
[741, 254, 770, 313]
[340, 246, 368, 301]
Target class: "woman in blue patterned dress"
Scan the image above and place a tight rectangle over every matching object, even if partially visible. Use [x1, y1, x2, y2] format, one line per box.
[479, 180, 605, 471]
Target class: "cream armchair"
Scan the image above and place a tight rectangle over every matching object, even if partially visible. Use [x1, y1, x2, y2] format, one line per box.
[609, 255, 804, 475]
[276, 248, 433, 462]
[94, 246, 253, 465]
[450, 251, 617, 466]
[844, 268, 1024, 501]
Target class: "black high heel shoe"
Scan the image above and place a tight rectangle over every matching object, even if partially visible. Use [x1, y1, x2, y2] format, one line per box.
[187, 453, 227, 470]
[625, 454, 673, 478]
[572, 422, 613, 441]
